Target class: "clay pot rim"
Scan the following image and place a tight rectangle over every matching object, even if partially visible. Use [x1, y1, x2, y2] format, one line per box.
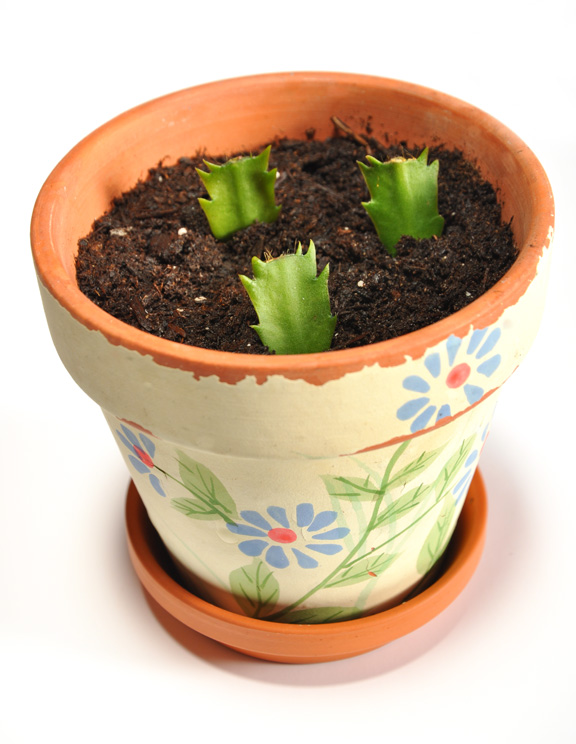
[31, 71, 554, 381]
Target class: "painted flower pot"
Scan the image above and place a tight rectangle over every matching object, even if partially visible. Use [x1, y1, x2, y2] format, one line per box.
[31, 72, 554, 624]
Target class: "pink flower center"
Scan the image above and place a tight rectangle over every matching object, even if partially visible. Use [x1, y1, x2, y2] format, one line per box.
[446, 363, 471, 389]
[268, 528, 297, 544]
[134, 446, 154, 468]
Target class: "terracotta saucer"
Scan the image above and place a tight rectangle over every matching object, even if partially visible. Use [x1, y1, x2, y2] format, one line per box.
[126, 471, 487, 664]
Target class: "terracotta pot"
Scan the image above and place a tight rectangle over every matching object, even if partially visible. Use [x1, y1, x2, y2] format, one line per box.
[31, 72, 554, 624]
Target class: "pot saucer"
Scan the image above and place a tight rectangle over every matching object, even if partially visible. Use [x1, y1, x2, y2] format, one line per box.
[126, 471, 487, 664]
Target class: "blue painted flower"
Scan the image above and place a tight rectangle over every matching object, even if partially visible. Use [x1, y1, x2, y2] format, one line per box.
[397, 328, 502, 433]
[453, 425, 489, 503]
[116, 424, 166, 497]
[227, 504, 350, 569]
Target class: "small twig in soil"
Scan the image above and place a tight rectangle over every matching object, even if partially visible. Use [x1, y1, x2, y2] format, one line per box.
[130, 296, 157, 333]
[131, 208, 181, 220]
[308, 178, 349, 203]
[167, 321, 187, 338]
[331, 116, 373, 155]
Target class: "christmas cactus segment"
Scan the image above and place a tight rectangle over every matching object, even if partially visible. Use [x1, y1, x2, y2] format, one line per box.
[358, 148, 445, 255]
[196, 145, 280, 240]
[240, 241, 337, 354]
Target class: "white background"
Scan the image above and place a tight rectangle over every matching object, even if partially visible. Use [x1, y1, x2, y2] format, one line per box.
[2, 1, 574, 741]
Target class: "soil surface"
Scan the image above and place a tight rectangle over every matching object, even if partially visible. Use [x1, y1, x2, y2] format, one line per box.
[76, 129, 517, 353]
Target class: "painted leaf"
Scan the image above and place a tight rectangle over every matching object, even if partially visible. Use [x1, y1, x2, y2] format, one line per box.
[327, 551, 398, 588]
[359, 148, 444, 255]
[240, 240, 336, 354]
[320, 473, 379, 501]
[375, 482, 433, 528]
[172, 497, 227, 521]
[276, 605, 361, 624]
[197, 145, 280, 240]
[174, 452, 238, 523]
[416, 494, 457, 575]
[229, 560, 279, 618]
[434, 435, 476, 496]
[388, 445, 445, 489]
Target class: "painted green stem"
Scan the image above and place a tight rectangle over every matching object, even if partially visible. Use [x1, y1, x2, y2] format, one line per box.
[345, 438, 473, 570]
[342, 497, 443, 572]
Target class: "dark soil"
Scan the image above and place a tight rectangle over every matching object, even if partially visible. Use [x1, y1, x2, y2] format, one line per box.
[76, 130, 517, 353]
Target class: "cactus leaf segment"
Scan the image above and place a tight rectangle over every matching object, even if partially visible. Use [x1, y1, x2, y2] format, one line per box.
[197, 145, 280, 240]
[359, 148, 444, 256]
[240, 241, 336, 355]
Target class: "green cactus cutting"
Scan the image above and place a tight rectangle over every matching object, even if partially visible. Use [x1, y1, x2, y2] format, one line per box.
[359, 148, 444, 256]
[240, 240, 336, 355]
[197, 145, 281, 240]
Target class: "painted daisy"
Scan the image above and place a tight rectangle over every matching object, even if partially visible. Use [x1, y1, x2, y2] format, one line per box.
[397, 327, 502, 433]
[116, 424, 166, 497]
[227, 503, 350, 569]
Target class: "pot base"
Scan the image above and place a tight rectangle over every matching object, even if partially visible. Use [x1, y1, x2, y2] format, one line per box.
[125, 471, 487, 664]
